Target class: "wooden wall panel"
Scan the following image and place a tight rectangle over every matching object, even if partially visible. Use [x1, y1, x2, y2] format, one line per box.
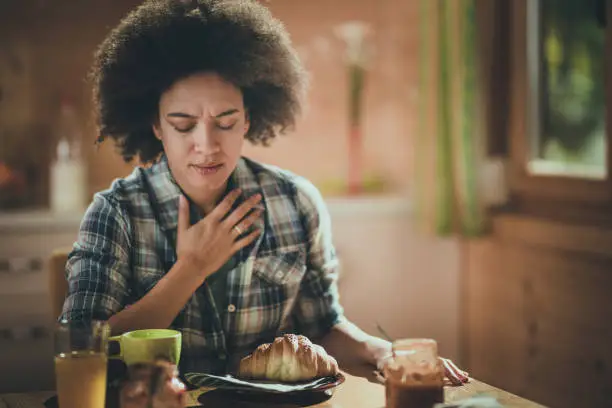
[463, 215, 612, 408]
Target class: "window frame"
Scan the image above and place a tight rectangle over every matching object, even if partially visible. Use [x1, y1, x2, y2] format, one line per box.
[508, 0, 612, 211]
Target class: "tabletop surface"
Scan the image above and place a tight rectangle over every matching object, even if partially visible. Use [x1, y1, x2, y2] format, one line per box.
[0, 372, 546, 408]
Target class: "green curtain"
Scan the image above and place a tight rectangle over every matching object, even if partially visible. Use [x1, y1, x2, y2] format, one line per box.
[415, 0, 485, 236]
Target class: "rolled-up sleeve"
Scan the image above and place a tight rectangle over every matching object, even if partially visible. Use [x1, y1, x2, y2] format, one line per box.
[60, 193, 132, 323]
[291, 177, 345, 340]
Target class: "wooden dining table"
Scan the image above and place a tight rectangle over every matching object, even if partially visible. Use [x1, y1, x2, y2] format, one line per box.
[0, 372, 546, 408]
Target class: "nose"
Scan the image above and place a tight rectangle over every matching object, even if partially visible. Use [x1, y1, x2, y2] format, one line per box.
[192, 124, 220, 154]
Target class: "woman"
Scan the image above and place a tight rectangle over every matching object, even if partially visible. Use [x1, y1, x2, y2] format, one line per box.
[61, 0, 467, 383]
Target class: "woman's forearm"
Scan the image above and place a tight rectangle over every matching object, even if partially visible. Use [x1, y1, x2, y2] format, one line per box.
[319, 320, 391, 369]
[321, 321, 470, 385]
[107, 258, 204, 335]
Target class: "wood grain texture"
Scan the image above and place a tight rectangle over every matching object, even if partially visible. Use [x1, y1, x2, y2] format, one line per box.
[1, 373, 543, 408]
[464, 214, 612, 408]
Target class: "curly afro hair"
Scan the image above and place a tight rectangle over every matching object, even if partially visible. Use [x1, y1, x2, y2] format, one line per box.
[91, 0, 308, 163]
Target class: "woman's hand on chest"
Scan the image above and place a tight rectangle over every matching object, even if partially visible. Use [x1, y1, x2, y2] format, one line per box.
[176, 190, 263, 282]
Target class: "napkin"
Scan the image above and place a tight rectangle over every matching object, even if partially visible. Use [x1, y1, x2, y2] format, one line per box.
[434, 396, 503, 408]
[184, 372, 339, 394]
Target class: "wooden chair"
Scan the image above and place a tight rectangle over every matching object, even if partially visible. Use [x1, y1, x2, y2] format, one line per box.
[48, 248, 71, 320]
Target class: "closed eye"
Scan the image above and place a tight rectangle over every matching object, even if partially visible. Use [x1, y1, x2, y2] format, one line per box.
[217, 122, 236, 131]
[174, 125, 195, 133]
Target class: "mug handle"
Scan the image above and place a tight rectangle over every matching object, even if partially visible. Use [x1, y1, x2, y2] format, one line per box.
[108, 335, 123, 360]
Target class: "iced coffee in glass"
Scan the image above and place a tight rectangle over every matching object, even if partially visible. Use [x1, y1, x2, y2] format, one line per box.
[382, 338, 444, 408]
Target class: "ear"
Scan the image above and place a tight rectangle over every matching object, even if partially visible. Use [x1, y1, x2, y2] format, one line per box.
[243, 111, 250, 135]
[152, 121, 163, 141]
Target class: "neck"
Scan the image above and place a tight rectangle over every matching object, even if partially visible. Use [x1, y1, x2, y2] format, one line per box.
[187, 182, 228, 215]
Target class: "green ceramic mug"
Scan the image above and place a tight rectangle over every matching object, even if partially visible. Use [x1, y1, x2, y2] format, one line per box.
[108, 329, 182, 365]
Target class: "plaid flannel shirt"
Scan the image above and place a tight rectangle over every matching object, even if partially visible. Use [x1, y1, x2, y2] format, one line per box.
[60, 156, 345, 374]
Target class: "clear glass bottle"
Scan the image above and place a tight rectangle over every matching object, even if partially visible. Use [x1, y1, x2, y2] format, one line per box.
[50, 99, 86, 213]
[382, 338, 444, 408]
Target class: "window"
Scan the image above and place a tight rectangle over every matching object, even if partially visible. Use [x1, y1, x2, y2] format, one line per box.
[527, 0, 606, 179]
[509, 0, 612, 208]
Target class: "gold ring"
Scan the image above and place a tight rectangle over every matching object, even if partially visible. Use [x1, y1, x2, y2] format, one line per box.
[233, 225, 243, 236]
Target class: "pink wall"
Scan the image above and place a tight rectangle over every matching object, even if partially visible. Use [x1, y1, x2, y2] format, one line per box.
[244, 0, 418, 193]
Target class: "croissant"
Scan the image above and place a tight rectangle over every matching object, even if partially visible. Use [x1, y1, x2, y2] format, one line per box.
[237, 334, 339, 382]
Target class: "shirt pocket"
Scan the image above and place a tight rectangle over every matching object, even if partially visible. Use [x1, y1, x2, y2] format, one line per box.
[253, 246, 307, 288]
[231, 247, 307, 348]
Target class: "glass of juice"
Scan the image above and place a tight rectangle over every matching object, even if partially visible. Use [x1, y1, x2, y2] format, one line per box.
[54, 320, 110, 408]
[382, 338, 444, 408]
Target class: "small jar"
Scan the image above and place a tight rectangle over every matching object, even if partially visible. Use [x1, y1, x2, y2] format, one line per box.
[382, 338, 444, 408]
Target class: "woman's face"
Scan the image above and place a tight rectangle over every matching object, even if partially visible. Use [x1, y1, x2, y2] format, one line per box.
[153, 72, 248, 201]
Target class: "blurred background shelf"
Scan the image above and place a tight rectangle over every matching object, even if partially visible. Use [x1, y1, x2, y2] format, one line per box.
[0, 210, 83, 233]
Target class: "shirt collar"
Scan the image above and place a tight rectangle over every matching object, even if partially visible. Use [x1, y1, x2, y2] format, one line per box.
[146, 155, 264, 233]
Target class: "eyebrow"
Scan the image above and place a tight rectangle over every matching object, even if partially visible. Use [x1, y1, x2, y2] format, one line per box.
[166, 109, 240, 119]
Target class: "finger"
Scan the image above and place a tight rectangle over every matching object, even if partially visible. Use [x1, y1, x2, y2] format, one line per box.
[222, 193, 262, 229]
[444, 359, 469, 382]
[177, 195, 190, 234]
[442, 358, 469, 382]
[443, 365, 462, 386]
[231, 208, 263, 238]
[444, 359, 468, 385]
[442, 358, 468, 380]
[232, 229, 261, 252]
[209, 189, 242, 221]
[372, 370, 386, 384]
[442, 359, 464, 386]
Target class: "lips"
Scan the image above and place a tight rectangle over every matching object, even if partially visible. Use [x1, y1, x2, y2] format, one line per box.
[190, 163, 224, 175]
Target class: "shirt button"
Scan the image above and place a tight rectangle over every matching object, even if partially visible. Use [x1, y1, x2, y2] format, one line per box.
[227, 304, 236, 313]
